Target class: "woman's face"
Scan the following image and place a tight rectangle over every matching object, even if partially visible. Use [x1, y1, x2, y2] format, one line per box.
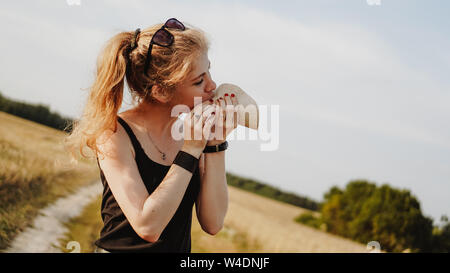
[171, 51, 216, 109]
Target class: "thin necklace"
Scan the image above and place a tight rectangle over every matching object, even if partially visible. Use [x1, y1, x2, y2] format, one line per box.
[144, 120, 167, 161]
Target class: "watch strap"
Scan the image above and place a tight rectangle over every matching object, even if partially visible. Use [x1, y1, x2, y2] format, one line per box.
[173, 150, 199, 173]
[203, 141, 228, 153]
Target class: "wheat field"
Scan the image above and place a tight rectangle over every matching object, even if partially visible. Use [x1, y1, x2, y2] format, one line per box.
[192, 186, 368, 253]
[60, 184, 369, 253]
[0, 111, 99, 250]
[1, 111, 368, 252]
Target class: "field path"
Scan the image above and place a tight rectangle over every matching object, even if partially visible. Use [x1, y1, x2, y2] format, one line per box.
[6, 182, 102, 253]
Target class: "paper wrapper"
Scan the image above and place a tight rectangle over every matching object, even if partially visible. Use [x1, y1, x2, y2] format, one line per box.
[210, 83, 259, 130]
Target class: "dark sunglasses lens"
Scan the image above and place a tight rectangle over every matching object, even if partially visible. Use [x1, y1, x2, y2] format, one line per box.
[165, 19, 185, 30]
[153, 29, 173, 46]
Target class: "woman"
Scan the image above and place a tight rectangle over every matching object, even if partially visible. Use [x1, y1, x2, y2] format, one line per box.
[65, 18, 238, 252]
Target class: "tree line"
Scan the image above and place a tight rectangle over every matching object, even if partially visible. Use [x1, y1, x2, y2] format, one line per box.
[226, 172, 321, 211]
[0, 91, 73, 131]
[3, 90, 448, 252]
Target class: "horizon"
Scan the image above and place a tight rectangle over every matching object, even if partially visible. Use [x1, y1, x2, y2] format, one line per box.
[0, 0, 449, 222]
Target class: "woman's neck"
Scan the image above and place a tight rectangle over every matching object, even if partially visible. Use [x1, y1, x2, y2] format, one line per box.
[133, 101, 179, 139]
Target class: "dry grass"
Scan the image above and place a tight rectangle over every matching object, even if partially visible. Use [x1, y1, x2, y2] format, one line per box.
[58, 184, 369, 253]
[0, 111, 99, 250]
[192, 186, 368, 253]
[59, 195, 103, 253]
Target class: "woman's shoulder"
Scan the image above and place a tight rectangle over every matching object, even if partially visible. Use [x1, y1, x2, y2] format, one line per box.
[117, 111, 146, 134]
[97, 114, 136, 160]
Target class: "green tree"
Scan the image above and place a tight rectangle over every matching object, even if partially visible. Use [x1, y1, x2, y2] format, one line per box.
[430, 215, 450, 252]
[321, 180, 433, 252]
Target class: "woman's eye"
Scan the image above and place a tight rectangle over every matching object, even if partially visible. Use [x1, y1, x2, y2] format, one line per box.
[195, 79, 203, 85]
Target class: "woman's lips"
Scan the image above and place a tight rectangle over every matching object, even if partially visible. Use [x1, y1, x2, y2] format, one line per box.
[204, 93, 215, 102]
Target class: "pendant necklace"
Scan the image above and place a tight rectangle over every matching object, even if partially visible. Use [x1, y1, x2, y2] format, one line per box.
[144, 121, 166, 161]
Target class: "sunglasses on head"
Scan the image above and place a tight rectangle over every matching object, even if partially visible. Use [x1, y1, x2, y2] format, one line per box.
[143, 18, 185, 76]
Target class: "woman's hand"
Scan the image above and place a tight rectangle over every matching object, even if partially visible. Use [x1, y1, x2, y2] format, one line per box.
[207, 93, 239, 145]
[181, 103, 217, 158]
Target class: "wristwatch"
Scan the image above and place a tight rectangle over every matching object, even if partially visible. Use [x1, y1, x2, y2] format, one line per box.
[203, 141, 228, 153]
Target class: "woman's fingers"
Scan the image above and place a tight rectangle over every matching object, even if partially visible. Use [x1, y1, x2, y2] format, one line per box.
[201, 105, 216, 126]
[216, 104, 226, 141]
[223, 93, 233, 106]
[229, 93, 238, 106]
[220, 94, 238, 131]
[188, 94, 239, 142]
[188, 103, 202, 125]
[230, 93, 238, 128]
[191, 104, 212, 122]
[203, 112, 217, 141]
[217, 97, 226, 117]
[185, 104, 219, 141]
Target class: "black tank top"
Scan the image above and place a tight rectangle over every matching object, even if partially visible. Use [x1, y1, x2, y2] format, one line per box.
[94, 116, 201, 253]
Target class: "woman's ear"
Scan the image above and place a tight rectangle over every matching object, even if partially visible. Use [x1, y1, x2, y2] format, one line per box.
[151, 85, 171, 103]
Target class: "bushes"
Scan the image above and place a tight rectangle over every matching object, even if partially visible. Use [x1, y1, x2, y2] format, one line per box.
[430, 216, 450, 252]
[295, 212, 324, 230]
[316, 180, 447, 252]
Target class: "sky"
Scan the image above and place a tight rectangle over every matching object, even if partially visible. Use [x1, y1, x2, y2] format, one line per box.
[0, 0, 449, 223]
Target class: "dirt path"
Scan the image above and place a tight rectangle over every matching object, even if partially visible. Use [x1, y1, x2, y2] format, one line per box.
[6, 182, 103, 253]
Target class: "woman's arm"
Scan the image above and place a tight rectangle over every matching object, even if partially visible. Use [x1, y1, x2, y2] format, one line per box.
[193, 95, 236, 235]
[195, 150, 229, 235]
[97, 125, 202, 243]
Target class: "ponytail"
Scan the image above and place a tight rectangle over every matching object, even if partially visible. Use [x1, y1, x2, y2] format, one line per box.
[65, 22, 210, 163]
[65, 31, 132, 162]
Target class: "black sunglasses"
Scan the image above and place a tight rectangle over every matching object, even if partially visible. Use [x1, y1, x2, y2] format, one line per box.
[143, 18, 185, 76]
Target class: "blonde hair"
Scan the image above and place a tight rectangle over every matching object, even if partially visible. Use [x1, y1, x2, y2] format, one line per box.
[65, 21, 210, 162]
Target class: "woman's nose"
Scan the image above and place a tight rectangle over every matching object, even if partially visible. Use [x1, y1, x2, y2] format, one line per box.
[206, 77, 216, 93]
